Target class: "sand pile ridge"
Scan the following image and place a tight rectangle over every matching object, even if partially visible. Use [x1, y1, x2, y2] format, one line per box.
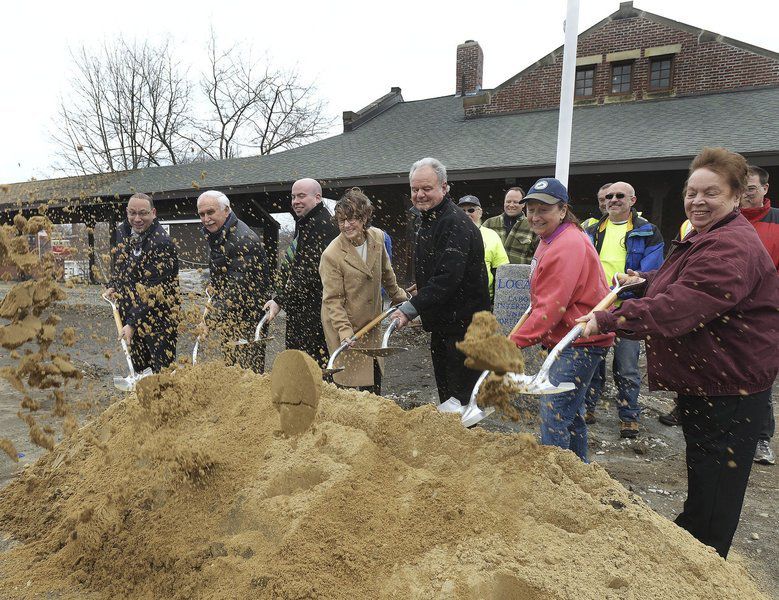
[0, 359, 767, 599]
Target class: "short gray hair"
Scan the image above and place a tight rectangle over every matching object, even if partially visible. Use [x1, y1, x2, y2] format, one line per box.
[198, 190, 230, 209]
[409, 157, 447, 185]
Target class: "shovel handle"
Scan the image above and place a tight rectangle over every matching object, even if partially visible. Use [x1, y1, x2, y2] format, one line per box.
[111, 306, 124, 335]
[508, 304, 533, 336]
[591, 290, 619, 313]
[350, 305, 398, 342]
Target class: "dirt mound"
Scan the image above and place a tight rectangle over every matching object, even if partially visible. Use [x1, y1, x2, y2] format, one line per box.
[0, 362, 767, 599]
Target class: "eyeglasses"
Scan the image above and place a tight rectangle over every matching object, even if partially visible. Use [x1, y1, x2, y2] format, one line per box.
[127, 210, 152, 218]
[604, 192, 627, 200]
[746, 186, 763, 193]
[462, 207, 479, 213]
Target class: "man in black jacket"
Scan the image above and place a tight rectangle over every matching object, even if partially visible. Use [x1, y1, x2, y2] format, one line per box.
[197, 190, 271, 372]
[264, 178, 339, 368]
[107, 192, 180, 373]
[391, 158, 490, 405]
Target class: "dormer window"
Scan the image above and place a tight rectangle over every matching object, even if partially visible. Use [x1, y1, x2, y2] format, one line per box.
[649, 56, 673, 90]
[611, 62, 633, 94]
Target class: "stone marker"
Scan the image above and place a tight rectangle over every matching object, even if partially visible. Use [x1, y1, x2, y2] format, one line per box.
[492, 264, 531, 335]
[491, 263, 545, 378]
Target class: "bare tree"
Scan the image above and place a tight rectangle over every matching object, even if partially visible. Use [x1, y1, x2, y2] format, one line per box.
[51, 33, 334, 174]
[194, 30, 334, 160]
[250, 69, 332, 155]
[52, 39, 193, 175]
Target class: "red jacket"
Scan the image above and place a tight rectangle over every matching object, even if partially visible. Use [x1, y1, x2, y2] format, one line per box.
[511, 223, 614, 349]
[596, 212, 779, 397]
[741, 198, 779, 270]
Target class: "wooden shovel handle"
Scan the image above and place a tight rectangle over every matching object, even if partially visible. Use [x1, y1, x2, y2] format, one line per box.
[111, 305, 124, 335]
[591, 290, 619, 313]
[509, 310, 532, 337]
[352, 309, 392, 341]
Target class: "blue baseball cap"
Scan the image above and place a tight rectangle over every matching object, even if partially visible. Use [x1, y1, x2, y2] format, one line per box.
[524, 178, 569, 204]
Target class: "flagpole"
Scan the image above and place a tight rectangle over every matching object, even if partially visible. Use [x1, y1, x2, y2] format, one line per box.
[554, 0, 580, 188]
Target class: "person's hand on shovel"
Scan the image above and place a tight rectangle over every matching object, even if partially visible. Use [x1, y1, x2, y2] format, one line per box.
[263, 299, 281, 322]
[120, 324, 134, 344]
[575, 313, 601, 338]
[615, 269, 646, 288]
[389, 309, 411, 330]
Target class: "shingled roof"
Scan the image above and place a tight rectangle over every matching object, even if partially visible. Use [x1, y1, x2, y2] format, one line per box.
[4, 85, 779, 208]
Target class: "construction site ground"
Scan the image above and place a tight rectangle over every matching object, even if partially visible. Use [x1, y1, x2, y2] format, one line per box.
[1, 282, 777, 598]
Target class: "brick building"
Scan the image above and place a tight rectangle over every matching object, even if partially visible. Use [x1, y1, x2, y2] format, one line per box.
[3, 1, 779, 282]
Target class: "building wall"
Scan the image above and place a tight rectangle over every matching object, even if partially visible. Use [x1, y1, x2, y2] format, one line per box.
[465, 11, 779, 117]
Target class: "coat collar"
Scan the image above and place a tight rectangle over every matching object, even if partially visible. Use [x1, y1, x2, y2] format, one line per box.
[205, 211, 237, 243]
[122, 218, 161, 245]
[740, 197, 772, 223]
[337, 228, 380, 276]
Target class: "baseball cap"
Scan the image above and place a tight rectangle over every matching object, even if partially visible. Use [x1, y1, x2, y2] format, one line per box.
[457, 195, 481, 207]
[524, 178, 569, 205]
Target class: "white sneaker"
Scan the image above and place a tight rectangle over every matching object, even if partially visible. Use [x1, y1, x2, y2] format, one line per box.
[754, 440, 776, 465]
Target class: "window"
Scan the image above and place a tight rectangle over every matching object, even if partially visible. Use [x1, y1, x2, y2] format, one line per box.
[575, 67, 595, 98]
[649, 57, 673, 90]
[611, 62, 632, 94]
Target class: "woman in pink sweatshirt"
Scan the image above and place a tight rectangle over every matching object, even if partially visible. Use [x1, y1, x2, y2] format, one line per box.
[509, 178, 614, 462]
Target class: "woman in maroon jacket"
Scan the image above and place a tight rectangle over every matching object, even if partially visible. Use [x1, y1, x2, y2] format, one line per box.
[578, 147, 779, 559]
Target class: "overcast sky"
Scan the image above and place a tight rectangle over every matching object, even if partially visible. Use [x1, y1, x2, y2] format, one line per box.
[2, 0, 777, 184]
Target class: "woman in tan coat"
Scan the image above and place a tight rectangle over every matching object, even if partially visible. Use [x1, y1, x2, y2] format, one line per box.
[319, 188, 407, 394]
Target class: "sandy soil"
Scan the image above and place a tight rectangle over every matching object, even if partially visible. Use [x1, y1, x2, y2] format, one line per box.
[0, 283, 776, 598]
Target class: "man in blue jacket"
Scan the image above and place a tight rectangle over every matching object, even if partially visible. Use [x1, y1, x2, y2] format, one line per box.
[584, 181, 664, 438]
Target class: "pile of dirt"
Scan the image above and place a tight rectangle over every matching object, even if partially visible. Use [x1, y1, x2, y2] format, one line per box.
[0, 362, 767, 599]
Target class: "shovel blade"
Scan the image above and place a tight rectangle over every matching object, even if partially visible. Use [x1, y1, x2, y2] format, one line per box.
[461, 405, 495, 428]
[113, 376, 134, 392]
[112, 368, 154, 392]
[355, 346, 408, 358]
[505, 373, 576, 395]
[437, 397, 466, 415]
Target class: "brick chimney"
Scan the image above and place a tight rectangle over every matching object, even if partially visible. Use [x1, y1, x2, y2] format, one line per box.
[456, 40, 483, 96]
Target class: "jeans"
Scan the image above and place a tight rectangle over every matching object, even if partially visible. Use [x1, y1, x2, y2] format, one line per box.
[540, 345, 607, 462]
[759, 395, 775, 442]
[584, 337, 641, 422]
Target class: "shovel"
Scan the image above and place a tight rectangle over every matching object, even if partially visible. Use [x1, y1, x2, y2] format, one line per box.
[469, 274, 642, 408]
[438, 304, 534, 425]
[102, 293, 153, 391]
[323, 305, 401, 375]
[355, 318, 408, 358]
[191, 289, 212, 365]
[229, 310, 275, 348]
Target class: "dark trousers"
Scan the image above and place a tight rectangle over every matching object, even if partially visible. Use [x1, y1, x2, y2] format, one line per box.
[675, 389, 770, 558]
[130, 330, 177, 373]
[286, 318, 329, 370]
[223, 321, 266, 374]
[430, 330, 481, 405]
